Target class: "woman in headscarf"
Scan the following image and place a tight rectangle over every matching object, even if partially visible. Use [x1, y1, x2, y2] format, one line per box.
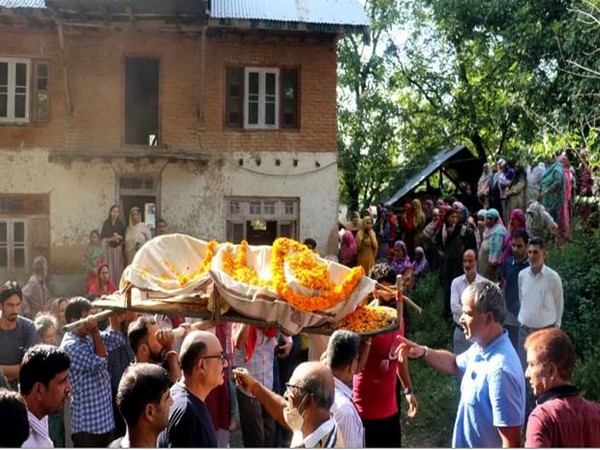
[558, 154, 574, 241]
[356, 216, 378, 274]
[412, 199, 426, 250]
[506, 163, 528, 216]
[424, 199, 435, 222]
[374, 208, 391, 261]
[412, 246, 429, 278]
[124, 206, 152, 265]
[526, 201, 558, 244]
[477, 163, 491, 209]
[83, 229, 107, 292]
[501, 209, 526, 265]
[87, 263, 118, 296]
[399, 202, 415, 259]
[389, 240, 414, 294]
[478, 208, 506, 282]
[434, 209, 477, 318]
[527, 162, 546, 204]
[345, 211, 362, 237]
[539, 157, 565, 225]
[338, 229, 358, 267]
[100, 205, 126, 286]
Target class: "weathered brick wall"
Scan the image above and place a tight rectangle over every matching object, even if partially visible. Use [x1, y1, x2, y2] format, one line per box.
[0, 27, 338, 153]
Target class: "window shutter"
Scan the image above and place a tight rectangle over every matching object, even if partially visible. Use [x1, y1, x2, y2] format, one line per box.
[32, 60, 50, 123]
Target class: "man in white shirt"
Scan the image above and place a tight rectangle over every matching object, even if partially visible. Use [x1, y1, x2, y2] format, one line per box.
[19, 345, 73, 448]
[323, 330, 364, 447]
[517, 236, 564, 369]
[451, 249, 489, 356]
[233, 361, 343, 448]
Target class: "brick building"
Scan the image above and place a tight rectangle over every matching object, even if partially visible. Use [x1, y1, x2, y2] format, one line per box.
[0, 0, 369, 293]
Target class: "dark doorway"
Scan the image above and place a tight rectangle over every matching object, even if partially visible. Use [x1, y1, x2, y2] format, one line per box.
[245, 220, 277, 245]
[121, 195, 156, 225]
[125, 58, 159, 146]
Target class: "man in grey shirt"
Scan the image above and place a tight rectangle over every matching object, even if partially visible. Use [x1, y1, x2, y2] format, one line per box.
[0, 280, 39, 390]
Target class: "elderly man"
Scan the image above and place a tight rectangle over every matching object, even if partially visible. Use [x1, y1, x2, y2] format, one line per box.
[401, 281, 525, 447]
[524, 328, 600, 447]
[110, 363, 173, 448]
[22, 256, 52, 319]
[0, 280, 39, 391]
[451, 249, 489, 356]
[324, 331, 364, 447]
[157, 330, 228, 448]
[233, 361, 342, 448]
[20, 345, 73, 448]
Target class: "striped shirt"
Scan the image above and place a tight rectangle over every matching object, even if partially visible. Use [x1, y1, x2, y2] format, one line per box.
[302, 418, 343, 448]
[22, 411, 53, 448]
[332, 377, 363, 447]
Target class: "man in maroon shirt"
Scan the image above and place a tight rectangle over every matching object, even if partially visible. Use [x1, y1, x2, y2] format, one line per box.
[524, 328, 600, 447]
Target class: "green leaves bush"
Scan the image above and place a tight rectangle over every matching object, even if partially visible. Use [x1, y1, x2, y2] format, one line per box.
[547, 229, 600, 401]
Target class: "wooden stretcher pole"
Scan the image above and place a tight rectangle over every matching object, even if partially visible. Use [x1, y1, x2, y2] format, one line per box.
[376, 282, 422, 314]
[396, 274, 403, 331]
[63, 309, 118, 331]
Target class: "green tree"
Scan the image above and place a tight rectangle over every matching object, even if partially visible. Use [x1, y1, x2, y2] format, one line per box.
[337, 0, 404, 212]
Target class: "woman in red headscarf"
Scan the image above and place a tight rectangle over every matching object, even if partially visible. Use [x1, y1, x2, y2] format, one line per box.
[501, 209, 526, 265]
[398, 202, 415, 259]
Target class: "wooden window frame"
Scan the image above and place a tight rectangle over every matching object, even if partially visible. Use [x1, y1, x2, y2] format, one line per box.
[225, 66, 299, 130]
[0, 57, 30, 124]
[32, 60, 50, 123]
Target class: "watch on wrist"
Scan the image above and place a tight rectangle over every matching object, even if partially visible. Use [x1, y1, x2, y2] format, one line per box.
[403, 387, 413, 396]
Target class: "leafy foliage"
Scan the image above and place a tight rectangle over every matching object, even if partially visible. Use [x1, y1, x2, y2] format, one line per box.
[547, 227, 600, 401]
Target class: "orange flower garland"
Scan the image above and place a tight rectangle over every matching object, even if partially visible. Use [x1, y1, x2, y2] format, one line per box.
[221, 241, 269, 287]
[161, 240, 218, 287]
[271, 237, 364, 312]
[336, 305, 396, 334]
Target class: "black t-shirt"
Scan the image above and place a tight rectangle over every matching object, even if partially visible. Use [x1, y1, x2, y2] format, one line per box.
[157, 382, 218, 448]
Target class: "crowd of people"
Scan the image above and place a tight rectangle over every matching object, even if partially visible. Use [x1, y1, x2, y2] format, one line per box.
[1, 150, 600, 448]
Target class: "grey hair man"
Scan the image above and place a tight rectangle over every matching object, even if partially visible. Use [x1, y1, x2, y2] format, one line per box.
[324, 330, 364, 447]
[233, 360, 343, 448]
[400, 281, 525, 448]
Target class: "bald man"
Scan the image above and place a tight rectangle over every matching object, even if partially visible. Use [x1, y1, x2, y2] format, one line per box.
[157, 331, 228, 448]
[234, 361, 343, 448]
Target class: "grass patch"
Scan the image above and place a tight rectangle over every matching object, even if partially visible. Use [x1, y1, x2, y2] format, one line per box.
[401, 273, 457, 447]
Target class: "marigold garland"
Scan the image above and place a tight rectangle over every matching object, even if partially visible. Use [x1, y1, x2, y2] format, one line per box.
[271, 237, 364, 312]
[221, 241, 270, 287]
[335, 305, 397, 334]
[161, 240, 218, 287]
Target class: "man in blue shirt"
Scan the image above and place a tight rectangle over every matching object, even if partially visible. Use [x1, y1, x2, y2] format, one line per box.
[401, 281, 525, 447]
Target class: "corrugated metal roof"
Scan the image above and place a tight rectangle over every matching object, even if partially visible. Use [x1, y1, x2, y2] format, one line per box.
[211, 0, 369, 27]
[0, 0, 45, 8]
[384, 145, 483, 207]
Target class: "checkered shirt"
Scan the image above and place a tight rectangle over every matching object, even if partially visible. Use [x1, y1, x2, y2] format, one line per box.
[60, 329, 126, 434]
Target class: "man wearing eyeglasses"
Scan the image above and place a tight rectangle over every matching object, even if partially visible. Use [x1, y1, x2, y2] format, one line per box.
[0, 281, 39, 391]
[157, 330, 228, 448]
[233, 361, 343, 448]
